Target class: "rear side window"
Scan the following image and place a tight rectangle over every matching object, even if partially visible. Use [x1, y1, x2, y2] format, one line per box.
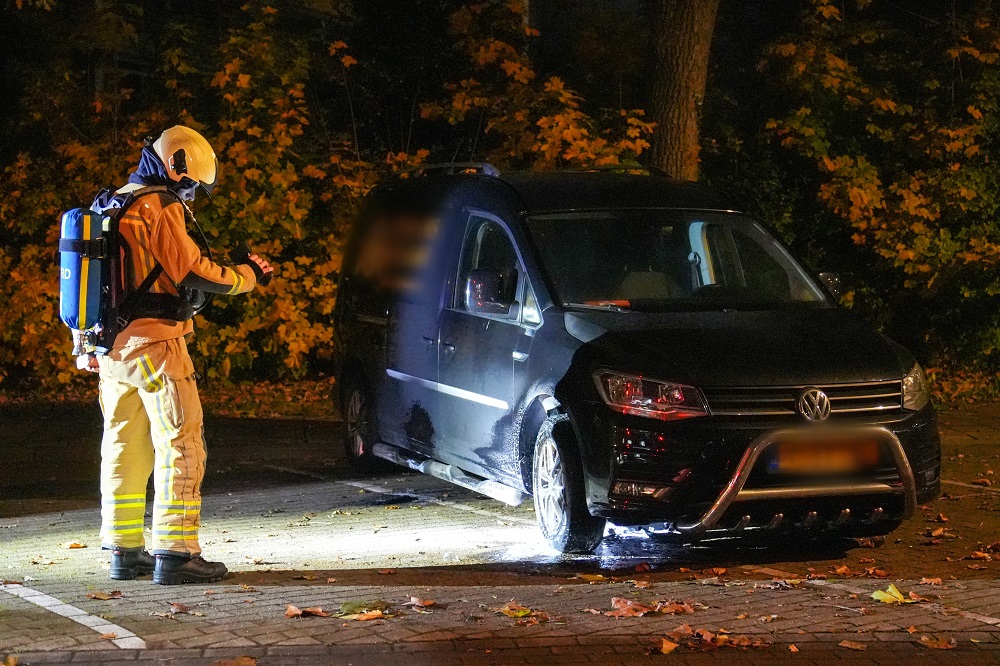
[349, 210, 441, 304]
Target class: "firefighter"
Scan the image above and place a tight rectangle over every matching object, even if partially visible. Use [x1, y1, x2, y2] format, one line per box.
[78, 126, 273, 585]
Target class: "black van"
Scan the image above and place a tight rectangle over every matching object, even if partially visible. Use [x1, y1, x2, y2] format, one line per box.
[334, 164, 941, 554]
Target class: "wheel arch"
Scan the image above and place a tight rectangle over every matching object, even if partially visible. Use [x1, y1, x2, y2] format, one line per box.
[516, 392, 563, 493]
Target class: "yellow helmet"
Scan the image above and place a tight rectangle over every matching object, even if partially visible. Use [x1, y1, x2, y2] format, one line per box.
[153, 125, 219, 194]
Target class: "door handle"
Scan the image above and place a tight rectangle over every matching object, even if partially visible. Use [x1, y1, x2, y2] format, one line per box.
[512, 351, 529, 362]
[422, 336, 436, 348]
[442, 342, 456, 354]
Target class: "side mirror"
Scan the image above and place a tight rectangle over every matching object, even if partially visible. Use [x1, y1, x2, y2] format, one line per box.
[817, 272, 842, 299]
[465, 268, 516, 316]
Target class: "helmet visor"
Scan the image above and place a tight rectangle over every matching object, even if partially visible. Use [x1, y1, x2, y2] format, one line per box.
[199, 157, 219, 195]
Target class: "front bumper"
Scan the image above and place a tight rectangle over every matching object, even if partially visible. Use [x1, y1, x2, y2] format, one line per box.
[569, 402, 941, 536]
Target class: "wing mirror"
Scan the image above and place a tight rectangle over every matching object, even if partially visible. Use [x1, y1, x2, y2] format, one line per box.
[465, 268, 517, 316]
[817, 272, 843, 299]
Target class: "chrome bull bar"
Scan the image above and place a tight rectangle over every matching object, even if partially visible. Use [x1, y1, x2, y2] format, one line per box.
[675, 426, 917, 535]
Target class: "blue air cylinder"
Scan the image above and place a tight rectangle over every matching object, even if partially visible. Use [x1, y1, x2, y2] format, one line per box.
[59, 209, 105, 345]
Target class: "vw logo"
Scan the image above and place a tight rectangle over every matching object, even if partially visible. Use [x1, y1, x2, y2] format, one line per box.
[798, 388, 831, 422]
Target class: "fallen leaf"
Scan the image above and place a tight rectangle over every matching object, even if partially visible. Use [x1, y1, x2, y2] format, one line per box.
[605, 597, 654, 618]
[659, 638, 679, 655]
[402, 596, 435, 610]
[839, 640, 867, 651]
[858, 557, 875, 564]
[918, 635, 957, 650]
[342, 610, 391, 621]
[292, 575, 318, 581]
[967, 564, 988, 570]
[498, 602, 533, 618]
[326, 578, 338, 583]
[340, 600, 390, 615]
[377, 569, 396, 575]
[169, 602, 190, 614]
[872, 584, 920, 604]
[788, 644, 799, 653]
[934, 513, 948, 523]
[210, 658, 257, 666]
[635, 563, 651, 572]
[99, 632, 116, 640]
[832, 565, 853, 576]
[919, 577, 943, 585]
[572, 573, 609, 584]
[60, 541, 87, 549]
[968, 551, 993, 561]
[906, 626, 919, 634]
[285, 604, 303, 618]
[971, 478, 992, 486]
[3, 657, 17, 666]
[633, 580, 651, 589]
[302, 607, 330, 617]
[86, 591, 123, 601]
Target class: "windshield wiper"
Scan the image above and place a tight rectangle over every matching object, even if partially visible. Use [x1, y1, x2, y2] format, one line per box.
[563, 302, 631, 313]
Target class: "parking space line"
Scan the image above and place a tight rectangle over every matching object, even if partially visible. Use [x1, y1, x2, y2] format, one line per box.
[337, 479, 537, 526]
[0, 583, 146, 649]
[942, 479, 1000, 494]
[251, 462, 537, 526]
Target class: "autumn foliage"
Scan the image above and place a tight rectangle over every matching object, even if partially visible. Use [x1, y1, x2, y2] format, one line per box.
[0, 0, 651, 391]
[0, 0, 998, 401]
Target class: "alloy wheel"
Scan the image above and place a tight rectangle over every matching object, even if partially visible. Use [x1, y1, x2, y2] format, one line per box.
[535, 433, 568, 538]
[345, 389, 367, 458]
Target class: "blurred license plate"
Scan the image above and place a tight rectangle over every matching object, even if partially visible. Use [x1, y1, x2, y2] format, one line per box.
[768, 440, 879, 474]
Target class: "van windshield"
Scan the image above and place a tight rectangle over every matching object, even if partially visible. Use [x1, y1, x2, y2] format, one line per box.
[526, 210, 830, 312]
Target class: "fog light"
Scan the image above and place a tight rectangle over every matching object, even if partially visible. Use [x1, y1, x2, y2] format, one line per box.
[612, 481, 669, 498]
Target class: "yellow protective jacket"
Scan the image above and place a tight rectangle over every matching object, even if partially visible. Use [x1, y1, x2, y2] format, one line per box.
[113, 185, 257, 348]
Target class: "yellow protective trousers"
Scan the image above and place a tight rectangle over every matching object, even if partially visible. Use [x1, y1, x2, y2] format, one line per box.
[97, 337, 206, 556]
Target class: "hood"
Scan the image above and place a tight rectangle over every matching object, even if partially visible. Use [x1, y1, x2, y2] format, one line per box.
[565, 308, 913, 387]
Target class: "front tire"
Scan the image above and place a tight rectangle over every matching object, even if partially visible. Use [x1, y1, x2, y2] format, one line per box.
[532, 415, 606, 554]
[342, 377, 378, 471]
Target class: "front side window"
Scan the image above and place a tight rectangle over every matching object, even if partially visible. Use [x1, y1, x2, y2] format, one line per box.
[526, 210, 828, 311]
[457, 216, 521, 316]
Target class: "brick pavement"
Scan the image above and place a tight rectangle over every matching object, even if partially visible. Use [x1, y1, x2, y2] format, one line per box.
[3, 402, 1000, 663]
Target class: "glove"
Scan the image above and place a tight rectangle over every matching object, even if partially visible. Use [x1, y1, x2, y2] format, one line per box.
[229, 243, 274, 286]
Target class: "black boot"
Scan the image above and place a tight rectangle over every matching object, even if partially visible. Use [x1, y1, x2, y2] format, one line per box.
[153, 554, 228, 585]
[109, 548, 155, 580]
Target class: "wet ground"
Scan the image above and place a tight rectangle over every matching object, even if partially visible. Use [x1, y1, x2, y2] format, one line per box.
[2, 401, 999, 580]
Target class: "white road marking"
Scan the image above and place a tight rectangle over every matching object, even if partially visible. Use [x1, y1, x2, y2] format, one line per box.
[806, 579, 1000, 627]
[942, 479, 1000, 493]
[0, 583, 146, 649]
[338, 479, 537, 526]
[255, 462, 329, 481]
[254, 462, 537, 527]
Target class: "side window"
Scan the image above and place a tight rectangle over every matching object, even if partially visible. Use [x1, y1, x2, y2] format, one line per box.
[457, 215, 520, 317]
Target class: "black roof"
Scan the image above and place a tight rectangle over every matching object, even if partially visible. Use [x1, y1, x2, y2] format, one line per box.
[374, 169, 741, 215]
[496, 171, 740, 214]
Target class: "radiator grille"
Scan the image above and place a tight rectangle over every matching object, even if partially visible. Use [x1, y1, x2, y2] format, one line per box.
[702, 381, 903, 419]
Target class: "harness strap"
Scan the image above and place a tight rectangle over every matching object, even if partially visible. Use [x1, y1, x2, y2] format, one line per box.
[59, 238, 105, 259]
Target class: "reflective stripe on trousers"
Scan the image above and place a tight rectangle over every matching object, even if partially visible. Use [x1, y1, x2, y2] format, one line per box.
[97, 338, 206, 556]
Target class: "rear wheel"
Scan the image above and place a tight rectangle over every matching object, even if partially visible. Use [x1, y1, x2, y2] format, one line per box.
[532, 415, 606, 553]
[342, 377, 377, 471]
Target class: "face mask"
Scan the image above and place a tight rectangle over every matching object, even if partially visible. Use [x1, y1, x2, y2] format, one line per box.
[174, 177, 200, 201]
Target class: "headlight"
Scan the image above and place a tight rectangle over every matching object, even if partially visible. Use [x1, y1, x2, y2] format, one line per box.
[594, 370, 708, 422]
[902, 363, 930, 411]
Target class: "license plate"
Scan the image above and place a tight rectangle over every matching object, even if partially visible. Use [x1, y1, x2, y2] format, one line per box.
[768, 439, 880, 474]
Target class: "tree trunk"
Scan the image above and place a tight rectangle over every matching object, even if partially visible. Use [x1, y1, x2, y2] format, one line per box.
[649, 0, 721, 181]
